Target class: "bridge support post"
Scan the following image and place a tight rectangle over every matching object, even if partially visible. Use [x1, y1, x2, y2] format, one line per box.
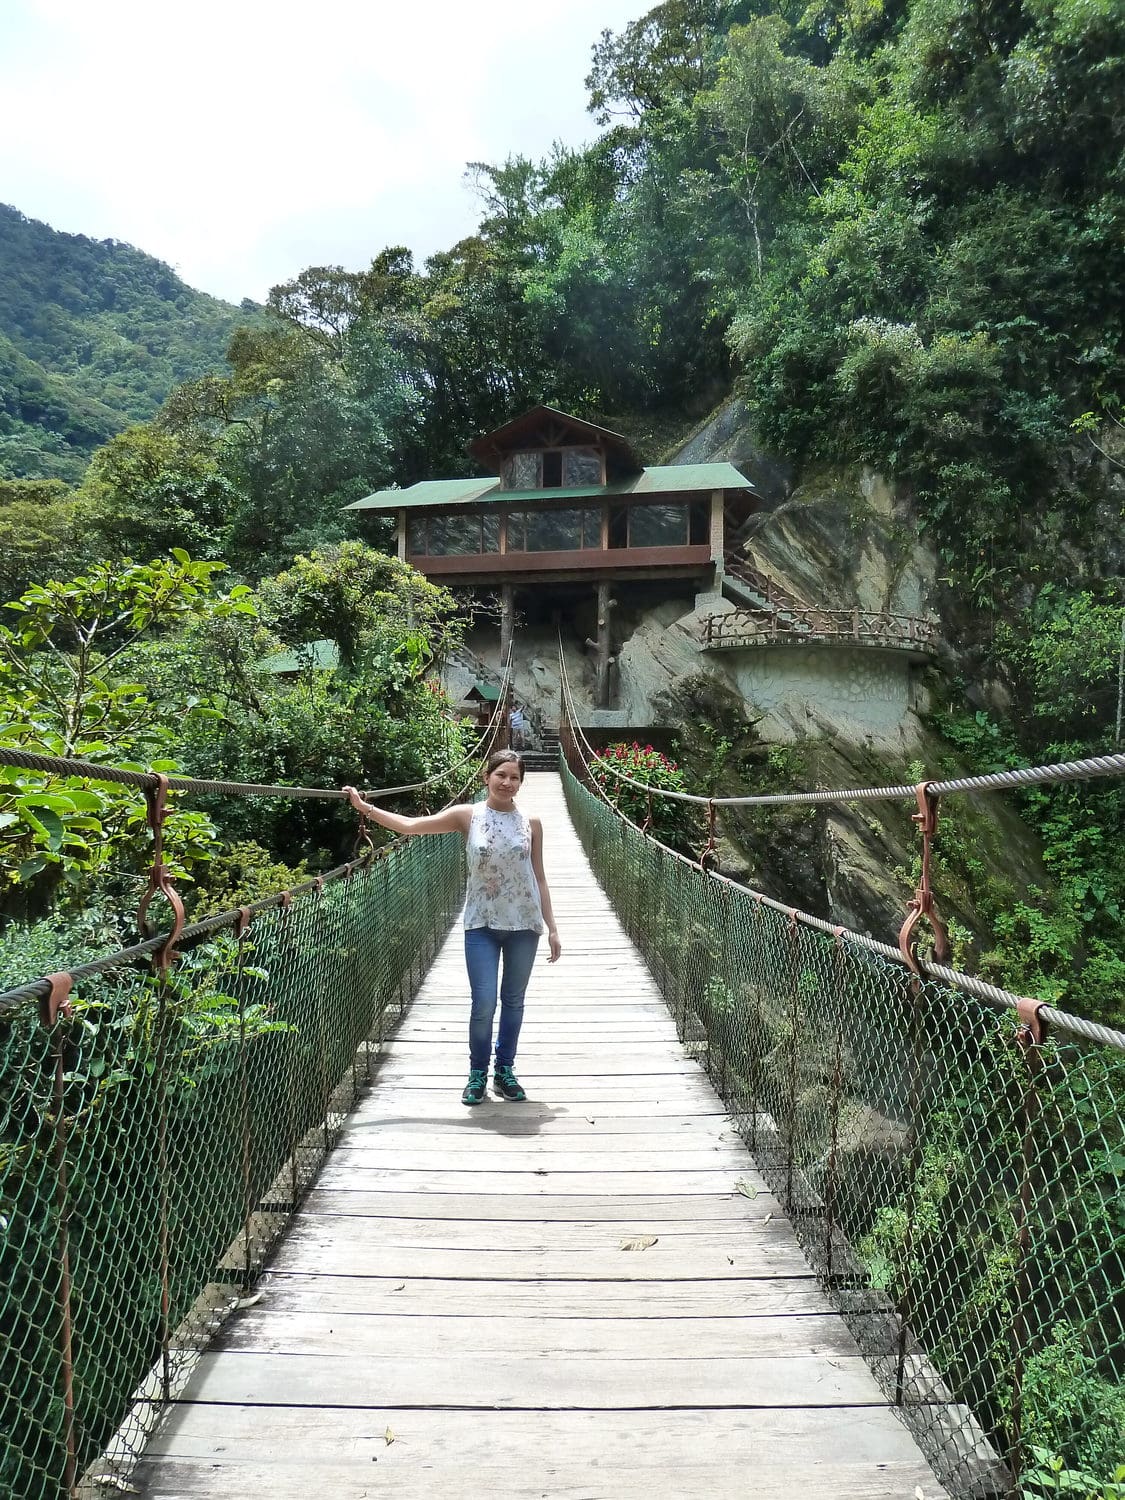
[594, 583, 614, 709]
[499, 585, 514, 673]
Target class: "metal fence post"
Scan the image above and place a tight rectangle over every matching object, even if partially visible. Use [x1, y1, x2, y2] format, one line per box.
[824, 931, 847, 1282]
[784, 911, 801, 1213]
[1010, 998, 1047, 1491]
[41, 973, 78, 1500]
[235, 909, 254, 1286]
[154, 972, 174, 1402]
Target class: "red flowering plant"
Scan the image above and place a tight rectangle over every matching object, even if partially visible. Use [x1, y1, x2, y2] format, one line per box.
[589, 741, 702, 854]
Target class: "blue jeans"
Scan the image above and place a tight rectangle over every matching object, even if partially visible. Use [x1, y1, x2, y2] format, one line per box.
[464, 927, 540, 1071]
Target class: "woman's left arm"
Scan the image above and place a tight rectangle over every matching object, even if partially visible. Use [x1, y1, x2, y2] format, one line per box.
[530, 817, 561, 962]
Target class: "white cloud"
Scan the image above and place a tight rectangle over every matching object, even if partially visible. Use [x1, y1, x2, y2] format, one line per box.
[1, 0, 643, 301]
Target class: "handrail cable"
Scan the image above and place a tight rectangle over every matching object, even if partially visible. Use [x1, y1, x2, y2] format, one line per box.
[0, 644, 515, 804]
[560, 659, 1125, 808]
[0, 645, 516, 1014]
[556, 639, 1125, 1054]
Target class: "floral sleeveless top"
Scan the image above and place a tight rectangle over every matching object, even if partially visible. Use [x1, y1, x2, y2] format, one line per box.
[463, 802, 544, 933]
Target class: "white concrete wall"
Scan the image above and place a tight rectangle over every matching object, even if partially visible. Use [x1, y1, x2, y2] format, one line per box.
[725, 646, 916, 745]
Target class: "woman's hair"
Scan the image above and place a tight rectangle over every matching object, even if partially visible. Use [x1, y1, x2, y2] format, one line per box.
[486, 748, 525, 781]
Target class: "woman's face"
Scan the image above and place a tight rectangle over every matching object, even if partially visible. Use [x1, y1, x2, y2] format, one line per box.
[485, 760, 523, 803]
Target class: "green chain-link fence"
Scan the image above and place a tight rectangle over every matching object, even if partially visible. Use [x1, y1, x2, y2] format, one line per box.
[563, 757, 1125, 1500]
[0, 833, 464, 1499]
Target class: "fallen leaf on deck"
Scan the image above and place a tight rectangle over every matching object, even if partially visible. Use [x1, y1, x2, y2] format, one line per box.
[235, 1290, 263, 1309]
[585, 1117, 596, 1124]
[384, 1427, 396, 1446]
[763, 1213, 773, 1226]
[619, 1236, 658, 1251]
[735, 1180, 757, 1199]
[390, 1282, 406, 1292]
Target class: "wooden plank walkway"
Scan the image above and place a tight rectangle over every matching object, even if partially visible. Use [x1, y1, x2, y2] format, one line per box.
[137, 772, 948, 1499]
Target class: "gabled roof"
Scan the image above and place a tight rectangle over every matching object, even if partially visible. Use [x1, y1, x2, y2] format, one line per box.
[345, 462, 755, 513]
[468, 404, 638, 472]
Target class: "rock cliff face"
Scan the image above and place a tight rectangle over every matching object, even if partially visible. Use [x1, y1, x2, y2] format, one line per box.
[608, 399, 1045, 961]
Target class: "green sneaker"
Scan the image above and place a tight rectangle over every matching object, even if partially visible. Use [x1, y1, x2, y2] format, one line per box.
[493, 1064, 527, 1102]
[461, 1068, 487, 1106]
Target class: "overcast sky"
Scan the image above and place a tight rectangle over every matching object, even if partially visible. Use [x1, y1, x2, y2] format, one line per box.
[1, 0, 644, 304]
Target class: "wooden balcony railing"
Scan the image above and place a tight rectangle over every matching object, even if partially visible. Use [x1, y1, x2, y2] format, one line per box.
[703, 606, 939, 654]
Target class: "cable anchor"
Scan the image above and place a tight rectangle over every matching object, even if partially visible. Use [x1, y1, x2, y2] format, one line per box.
[137, 774, 185, 972]
[898, 781, 950, 975]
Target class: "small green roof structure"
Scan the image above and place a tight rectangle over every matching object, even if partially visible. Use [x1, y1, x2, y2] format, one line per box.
[463, 681, 501, 703]
[258, 639, 341, 674]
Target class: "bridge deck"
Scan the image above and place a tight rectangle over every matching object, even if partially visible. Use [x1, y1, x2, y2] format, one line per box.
[137, 773, 948, 1499]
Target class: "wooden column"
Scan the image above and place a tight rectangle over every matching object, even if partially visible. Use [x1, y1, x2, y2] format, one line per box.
[710, 489, 725, 570]
[595, 581, 614, 709]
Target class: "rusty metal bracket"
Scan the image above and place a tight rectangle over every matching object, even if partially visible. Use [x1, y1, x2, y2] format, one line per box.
[898, 782, 950, 975]
[40, 971, 74, 1028]
[641, 791, 654, 836]
[137, 774, 185, 972]
[352, 806, 376, 862]
[1015, 997, 1047, 1049]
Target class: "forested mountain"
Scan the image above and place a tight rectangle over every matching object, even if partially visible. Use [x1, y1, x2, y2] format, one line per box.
[0, 204, 252, 481]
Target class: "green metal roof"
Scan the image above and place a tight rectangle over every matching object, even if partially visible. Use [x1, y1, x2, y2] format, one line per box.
[464, 681, 501, 702]
[344, 463, 754, 513]
[259, 639, 341, 674]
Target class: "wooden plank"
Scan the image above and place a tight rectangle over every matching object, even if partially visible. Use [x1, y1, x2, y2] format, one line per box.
[359, 1080, 721, 1102]
[279, 1214, 783, 1251]
[296, 1191, 770, 1223]
[323, 1148, 754, 1173]
[259, 1274, 826, 1318]
[339, 1114, 740, 1139]
[179, 1349, 895, 1409]
[373, 1059, 706, 1076]
[135, 1455, 948, 1499]
[267, 1239, 810, 1281]
[219, 1310, 861, 1358]
[144, 1401, 936, 1464]
[311, 1168, 770, 1197]
[350, 1098, 731, 1122]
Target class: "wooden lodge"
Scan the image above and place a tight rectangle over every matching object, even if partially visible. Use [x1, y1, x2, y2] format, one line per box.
[345, 406, 758, 705]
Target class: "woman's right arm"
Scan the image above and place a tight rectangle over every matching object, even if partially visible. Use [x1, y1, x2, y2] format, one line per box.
[343, 787, 472, 838]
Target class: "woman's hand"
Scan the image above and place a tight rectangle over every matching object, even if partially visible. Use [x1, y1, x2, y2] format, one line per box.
[547, 928, 561, 962]
[342, 786, 366, 814]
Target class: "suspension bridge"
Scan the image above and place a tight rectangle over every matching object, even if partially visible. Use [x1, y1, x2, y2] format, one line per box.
[1, 673, 1124, 1500]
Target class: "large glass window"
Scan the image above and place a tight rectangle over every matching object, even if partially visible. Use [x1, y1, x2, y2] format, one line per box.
[563, 447, 602, 486]
[506, 508, 601, 551]
[407, 513, 500, 556]
[628, 504, 690, 547]
[502, 452, 541, 490]
[526, 509, 582, 550]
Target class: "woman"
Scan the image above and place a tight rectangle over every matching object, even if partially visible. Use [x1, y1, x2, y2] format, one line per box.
[343, 750, 560, 1105]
